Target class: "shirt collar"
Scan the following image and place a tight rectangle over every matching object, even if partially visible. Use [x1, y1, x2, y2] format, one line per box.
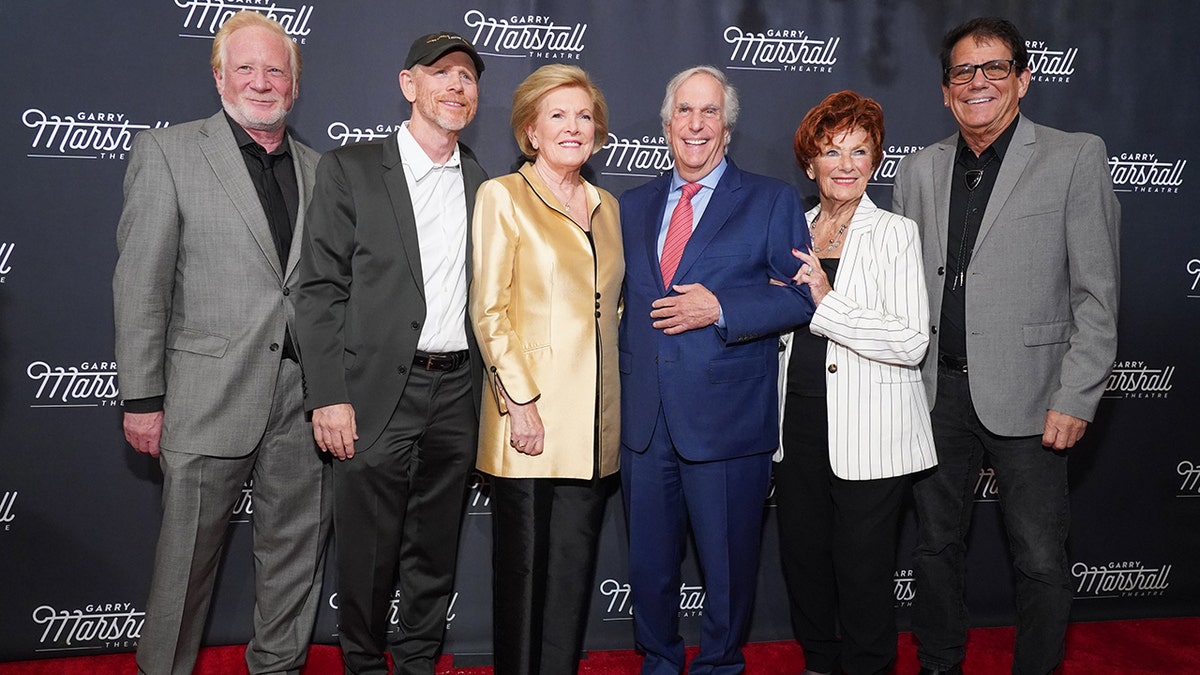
[671, 157, 727, 194]
[398, 120, 461, 180]
[955, 114, 1019, 165]
[224, 111, 289, 157]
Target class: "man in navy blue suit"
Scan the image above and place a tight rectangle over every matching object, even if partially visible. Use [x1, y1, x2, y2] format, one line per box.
[618, 66, 814, 675]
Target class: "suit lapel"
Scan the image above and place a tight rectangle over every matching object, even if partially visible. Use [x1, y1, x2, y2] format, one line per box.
[833, 195, 877, 293]
[671, 162, 743, 286]
[199, 112, 283, 281]
[461, 150, 487, 293]
[931, 138, 955, 265]
[976, 115, 1035, 251]
[382, 133, 426, 301]
[642, 176, 671, 289]
[284, 139, 316, 282]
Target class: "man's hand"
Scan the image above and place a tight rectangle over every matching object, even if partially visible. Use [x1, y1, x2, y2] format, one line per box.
[1043, 410, 1087, 450]
[651, 283, 721, 335]
[124, 411, 164, 458]
[313, 403, 358, 460]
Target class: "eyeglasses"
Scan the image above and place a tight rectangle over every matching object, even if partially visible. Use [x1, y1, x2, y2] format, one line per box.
[944, 59, 1018, 84]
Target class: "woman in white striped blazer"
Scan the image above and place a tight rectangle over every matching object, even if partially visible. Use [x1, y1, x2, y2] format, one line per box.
[775, 91, 937, 675]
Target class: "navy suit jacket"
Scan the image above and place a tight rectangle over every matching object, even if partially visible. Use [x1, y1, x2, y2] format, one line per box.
[618, 159, 814, 461]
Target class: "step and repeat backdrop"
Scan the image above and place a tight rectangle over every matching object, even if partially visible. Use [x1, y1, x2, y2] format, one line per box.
[2, 0, 1198, 664]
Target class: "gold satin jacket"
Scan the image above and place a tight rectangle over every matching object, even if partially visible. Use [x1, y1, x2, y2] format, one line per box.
[470, 163, 623, 479]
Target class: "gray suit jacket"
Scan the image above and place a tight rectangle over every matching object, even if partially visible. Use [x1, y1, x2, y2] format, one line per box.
[113, 111, 319, 457]
[893, 114, 1120, 437]
[293, 131, 487, 453]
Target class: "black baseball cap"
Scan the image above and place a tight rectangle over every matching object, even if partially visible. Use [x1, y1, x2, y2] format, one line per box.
[404, 31, 485, 77]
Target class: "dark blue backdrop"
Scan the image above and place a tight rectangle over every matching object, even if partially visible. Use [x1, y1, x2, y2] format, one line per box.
[2, 0, 1198, 664]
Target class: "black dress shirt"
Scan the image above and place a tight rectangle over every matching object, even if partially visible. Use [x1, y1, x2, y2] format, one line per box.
[939, 117, 1019, 361]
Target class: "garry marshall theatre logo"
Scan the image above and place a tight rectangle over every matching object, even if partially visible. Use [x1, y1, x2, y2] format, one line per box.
[724, 26, 839, 72]
[466, 471, 492, 516]
[0, 241, 13, 284]
[1187, 258, 1200, 299]
[464, 10, 587, 60]
[601, 132, 674, 178]
[231, 479, 253, 523]
[1025, 39, 1078, 83]
[1103, 360, 1175, 399]
[327, 121, 403, 147]
[1, 491, 16, 532]
[27, 361, 120, 407]
[1073, 560, 1172, 599]
[598, 578, 706, 619]
[1108, 152, 1185, 194]
[974, 464, 1001, 503]
[329, 591, 460, 630]
[870, 144, 924, 186]
[1177, 460, 1200, 497]
[23, 109, 169, 161]
[33, 603, 144, 651]
[894, 570, 914, 607]
[176, 0, 313, 42]
[599, 578, 632, 621]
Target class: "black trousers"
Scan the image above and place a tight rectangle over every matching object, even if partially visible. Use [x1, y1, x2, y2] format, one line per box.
[332, 364, 477, 675]
[775, 393, 909, 675]
[489, 474, 613, 675]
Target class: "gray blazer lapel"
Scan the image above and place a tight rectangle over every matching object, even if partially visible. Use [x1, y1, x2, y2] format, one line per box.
[931, 138, 956, 263]
[382, 133, 426, 300]
[977, 115, 1035, 250]
[198, 112, 283, 281]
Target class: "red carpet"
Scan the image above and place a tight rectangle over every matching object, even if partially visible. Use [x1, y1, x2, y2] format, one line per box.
[2, 618, 1197, 674]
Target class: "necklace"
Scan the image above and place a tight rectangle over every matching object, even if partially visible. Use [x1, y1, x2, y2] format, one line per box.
[534, 162, 581, 213]
[808, 210, 849, 254]
[951, 153, 997, 289]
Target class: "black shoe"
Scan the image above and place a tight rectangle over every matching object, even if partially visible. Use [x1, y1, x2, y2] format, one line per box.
[917, 667, 963, 675]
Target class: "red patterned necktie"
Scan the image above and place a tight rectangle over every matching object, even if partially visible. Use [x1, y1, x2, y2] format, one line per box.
[660, 182, 702, 290]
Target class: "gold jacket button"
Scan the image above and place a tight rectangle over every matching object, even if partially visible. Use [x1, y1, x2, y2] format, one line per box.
[827, 363, 838, 373]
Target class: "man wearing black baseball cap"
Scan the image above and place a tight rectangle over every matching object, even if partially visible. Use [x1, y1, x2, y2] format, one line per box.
[404, 30, 486, 75]
[295, 30, 487, 675]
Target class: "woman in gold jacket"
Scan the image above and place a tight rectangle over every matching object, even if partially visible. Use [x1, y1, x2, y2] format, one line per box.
[470, 64, 622, 675]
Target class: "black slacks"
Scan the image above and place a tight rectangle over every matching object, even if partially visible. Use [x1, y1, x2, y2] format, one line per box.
[775, 393, 909, 675]
[332, 364, 477, 675]
[489, 474, 613, 675]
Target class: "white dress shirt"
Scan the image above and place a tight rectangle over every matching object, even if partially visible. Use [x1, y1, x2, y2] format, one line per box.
[396, 121, 469, 352]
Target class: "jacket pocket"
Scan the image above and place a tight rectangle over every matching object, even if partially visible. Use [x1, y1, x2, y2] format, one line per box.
[708, 355, 766, 383]
[1022, 320, 1072, 346]
[165, 326, 229, 358]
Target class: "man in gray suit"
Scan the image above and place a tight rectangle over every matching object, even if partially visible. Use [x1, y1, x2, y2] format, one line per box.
[113, 11, 331, 675]
[293, 32, 486, 675]
[893, 17, 1120, 675]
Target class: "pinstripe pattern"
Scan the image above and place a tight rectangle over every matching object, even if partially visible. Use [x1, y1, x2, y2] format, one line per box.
[781, 194, 937, 480]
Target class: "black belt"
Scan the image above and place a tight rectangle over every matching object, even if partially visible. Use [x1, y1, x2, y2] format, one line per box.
[413, 350, 470, 372]
[938, 352, 969, 373]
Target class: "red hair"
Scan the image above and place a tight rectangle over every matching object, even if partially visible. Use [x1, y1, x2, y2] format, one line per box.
[793, 90, 885, 172]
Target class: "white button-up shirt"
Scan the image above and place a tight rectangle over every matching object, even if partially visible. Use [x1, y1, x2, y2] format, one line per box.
[396, 121, 469, 352]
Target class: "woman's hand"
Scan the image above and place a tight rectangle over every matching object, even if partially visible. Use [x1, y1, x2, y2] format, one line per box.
[792, 247, 831, 305]
[503, 390, 545, 456]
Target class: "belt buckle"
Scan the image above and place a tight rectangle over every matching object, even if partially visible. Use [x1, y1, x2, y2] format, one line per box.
[424, 353, 447, 371]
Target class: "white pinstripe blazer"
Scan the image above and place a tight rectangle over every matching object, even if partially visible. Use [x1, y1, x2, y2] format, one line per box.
[778, 194, 937, 480]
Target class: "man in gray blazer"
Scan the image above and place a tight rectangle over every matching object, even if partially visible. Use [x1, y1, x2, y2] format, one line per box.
[113, 12, 331, 675]
[293, 32, 486, 675]
[893, 17, 1120, 675]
